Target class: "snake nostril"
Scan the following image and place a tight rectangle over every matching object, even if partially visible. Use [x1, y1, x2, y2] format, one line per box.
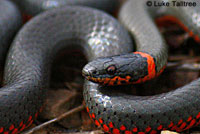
[82, 64, 97, 77]
[82, 68, 89, 77]
[82, 65, 91, 77]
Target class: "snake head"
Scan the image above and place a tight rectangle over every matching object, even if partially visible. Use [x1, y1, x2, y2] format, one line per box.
[82, 53, 152, 86]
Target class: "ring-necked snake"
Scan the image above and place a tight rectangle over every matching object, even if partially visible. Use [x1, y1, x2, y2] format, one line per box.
[1, 0, 200, 134]
[83, 0, 200, 133]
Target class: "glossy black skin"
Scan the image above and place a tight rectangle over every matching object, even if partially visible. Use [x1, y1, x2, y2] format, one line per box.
[0, 0, 22, 65]
[0, 2, 132, 133]
[84, 79, 200, 132]
[13, 0, 119, 16]
[83, 0, 200, 133]
[2, 0, 200, 134]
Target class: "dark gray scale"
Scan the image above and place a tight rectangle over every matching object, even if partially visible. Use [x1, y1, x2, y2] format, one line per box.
[0, 0, 22, 66]
[112, 53, 149, 81]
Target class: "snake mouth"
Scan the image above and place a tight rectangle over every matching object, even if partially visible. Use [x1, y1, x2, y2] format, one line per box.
[86, 76, 106, 85]
[83, 76, 129, 86]
[82, 69, 106, 84]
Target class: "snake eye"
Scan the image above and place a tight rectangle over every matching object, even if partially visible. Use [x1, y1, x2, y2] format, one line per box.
[106, 65, 116, 75]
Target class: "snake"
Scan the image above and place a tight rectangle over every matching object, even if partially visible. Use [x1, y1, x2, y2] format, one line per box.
[0, 0, 128, 133]
[0, 0, 200, 134]
[83, 0, 200, 134]
[13, 0, 119, 16]
[0, 0, 22, 66]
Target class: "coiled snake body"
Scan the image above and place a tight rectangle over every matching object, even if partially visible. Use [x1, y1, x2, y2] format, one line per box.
[0, 0, 21, 65]
[1, 0, 200, 134]
[84, 0, 200, 133]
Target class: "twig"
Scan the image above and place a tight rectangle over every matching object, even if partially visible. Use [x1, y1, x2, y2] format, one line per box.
[23, 105, 85, 134]
[167, 62, 200, 71]
[161, 130, 179, 134]
[168, 55, 200, 62]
